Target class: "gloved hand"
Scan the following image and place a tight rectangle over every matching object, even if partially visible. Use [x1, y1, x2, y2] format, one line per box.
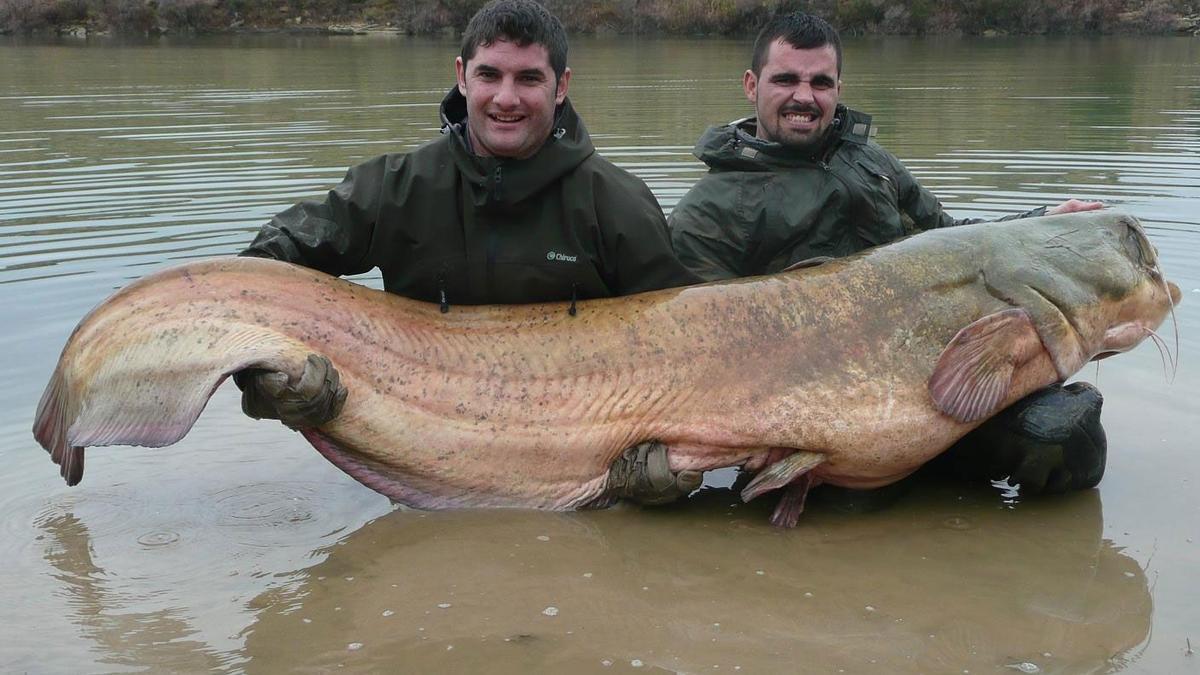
[607, 441, 702, 506]
[939, 382, 1106, 495]
[235, 354, 348, 429]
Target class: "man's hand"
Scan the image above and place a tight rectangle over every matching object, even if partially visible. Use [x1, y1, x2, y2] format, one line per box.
[1047, 199, 1104, 216]
[238, 354, 348, 429]
[607, 441, 702, 506]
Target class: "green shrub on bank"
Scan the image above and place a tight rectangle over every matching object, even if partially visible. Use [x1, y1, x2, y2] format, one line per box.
[2, 0, 1198, 36]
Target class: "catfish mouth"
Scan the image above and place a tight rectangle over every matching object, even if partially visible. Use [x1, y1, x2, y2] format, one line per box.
[1092, 279, 1180, 362]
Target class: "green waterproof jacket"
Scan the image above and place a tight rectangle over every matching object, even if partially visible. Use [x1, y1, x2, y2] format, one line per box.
[243, 88, 699, 306]
[669, 106, 1045, 281]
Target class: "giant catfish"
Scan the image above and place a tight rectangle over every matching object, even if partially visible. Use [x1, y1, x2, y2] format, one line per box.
[33, 211, 1181, 526]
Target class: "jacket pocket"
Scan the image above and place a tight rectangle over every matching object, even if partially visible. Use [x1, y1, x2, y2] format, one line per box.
[853, 160, 906, 246]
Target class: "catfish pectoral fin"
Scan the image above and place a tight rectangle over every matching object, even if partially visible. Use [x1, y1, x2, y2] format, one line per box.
[928, 307, 1047, 423]
[740, 451, 825, 503]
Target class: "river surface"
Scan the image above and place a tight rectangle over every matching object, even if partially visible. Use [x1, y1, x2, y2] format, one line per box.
[1, 35, 1198, 674]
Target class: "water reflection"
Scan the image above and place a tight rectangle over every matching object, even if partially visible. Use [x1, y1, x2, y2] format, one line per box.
[238, 486, 1150, 674]
[37, 512, 231, 672]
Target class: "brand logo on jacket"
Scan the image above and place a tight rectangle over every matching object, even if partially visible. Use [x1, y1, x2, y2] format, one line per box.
[546, 250, 578, 263]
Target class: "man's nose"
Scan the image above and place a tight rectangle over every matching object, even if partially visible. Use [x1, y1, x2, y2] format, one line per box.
[791, 82, 815, 103]
[494, 78, 520, 107]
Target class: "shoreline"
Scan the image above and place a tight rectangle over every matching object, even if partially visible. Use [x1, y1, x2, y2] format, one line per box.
[4, 1, 1199, 39]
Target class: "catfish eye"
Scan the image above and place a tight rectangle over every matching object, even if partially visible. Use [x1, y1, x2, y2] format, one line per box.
[1121, 227, 1157, 270]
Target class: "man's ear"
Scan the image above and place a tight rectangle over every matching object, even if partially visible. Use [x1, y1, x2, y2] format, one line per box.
[743, 69, 757, 104]
[555, 67, 572, 104]
[455, 56, 467, 96]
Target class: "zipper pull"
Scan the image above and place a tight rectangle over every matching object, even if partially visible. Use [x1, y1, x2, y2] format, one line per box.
[567, 282, 578, 317]
[438, 273, 449, 314]
[492, 165, 503, 201]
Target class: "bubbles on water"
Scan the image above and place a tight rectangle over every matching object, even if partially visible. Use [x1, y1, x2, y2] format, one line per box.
[941, 516, 974, 530]
[1005, 663, 1040, 673]
[136, 530, 181, 547]
[347, 642, 363, 651]
[542, 606, 558, 617]
[211, 483, 318, 531]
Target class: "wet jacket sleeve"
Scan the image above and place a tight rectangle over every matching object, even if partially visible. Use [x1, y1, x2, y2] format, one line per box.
[887, 152, 1048, 232]
[667, 175, 749, 282]
[240, 155, 391, 277]
[597, 172, 703, 294]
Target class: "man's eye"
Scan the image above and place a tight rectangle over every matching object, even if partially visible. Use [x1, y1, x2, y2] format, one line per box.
[812, 79, 835, 90]
[476, 71, 498, 81]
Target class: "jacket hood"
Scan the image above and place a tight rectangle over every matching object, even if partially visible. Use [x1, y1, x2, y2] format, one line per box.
[439, 87, 595, 204]
[692, 105, 874, 171]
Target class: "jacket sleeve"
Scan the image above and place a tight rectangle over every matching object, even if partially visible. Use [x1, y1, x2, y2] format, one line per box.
[887, 151, 1047, 232]
[240, 154, 392, 277]
[595, 171, 703, 294]
[667, 175, 751, 282]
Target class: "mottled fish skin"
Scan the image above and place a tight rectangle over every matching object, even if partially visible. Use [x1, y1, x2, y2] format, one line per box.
[31, 212, 1180, 522]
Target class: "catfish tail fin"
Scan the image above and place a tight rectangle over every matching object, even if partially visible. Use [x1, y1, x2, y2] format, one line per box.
[32, 348, 300, 486]
[33, 365, 84, 485]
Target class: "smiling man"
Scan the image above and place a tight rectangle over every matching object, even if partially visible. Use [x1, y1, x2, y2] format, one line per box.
[237, 0, 702, 506]
[669, 12, 1108, 503]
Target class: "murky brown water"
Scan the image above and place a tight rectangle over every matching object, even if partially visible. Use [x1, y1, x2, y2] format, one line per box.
[2, 35, 1198, 673]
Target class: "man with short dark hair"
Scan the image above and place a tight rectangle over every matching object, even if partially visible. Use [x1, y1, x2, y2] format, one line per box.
[669, 11, 1107, 501]
[238, 0, 702, 506]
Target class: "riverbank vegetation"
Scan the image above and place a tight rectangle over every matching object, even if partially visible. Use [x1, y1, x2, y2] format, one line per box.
[3, 0, 1199, 37]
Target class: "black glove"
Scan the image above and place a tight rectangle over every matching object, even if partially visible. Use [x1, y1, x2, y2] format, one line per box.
[939, 382, 1106, 495]
[235, 354, 348, 429]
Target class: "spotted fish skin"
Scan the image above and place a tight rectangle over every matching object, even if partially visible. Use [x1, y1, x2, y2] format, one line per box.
[32, 212, 1180, 522]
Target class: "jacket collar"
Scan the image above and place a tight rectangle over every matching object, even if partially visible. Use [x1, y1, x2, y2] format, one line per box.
[437, 87, 595, 205]
[694, 105, 874, 170]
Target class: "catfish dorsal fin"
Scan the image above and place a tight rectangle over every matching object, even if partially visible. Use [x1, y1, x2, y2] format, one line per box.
[928, 307, 1046, 423]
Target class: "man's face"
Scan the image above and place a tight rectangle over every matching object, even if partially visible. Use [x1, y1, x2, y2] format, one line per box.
[456, 38, 570, 160]
[744, 40, 841, 151]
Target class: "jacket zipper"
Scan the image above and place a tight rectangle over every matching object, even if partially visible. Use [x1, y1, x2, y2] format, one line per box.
[485, 164, 503, 302]
[438, 270, 449, 313]
[491, 165, 504, 202]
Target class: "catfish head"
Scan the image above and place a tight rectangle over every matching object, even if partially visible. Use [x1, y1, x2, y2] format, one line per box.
[929, 211, 1181, 423]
